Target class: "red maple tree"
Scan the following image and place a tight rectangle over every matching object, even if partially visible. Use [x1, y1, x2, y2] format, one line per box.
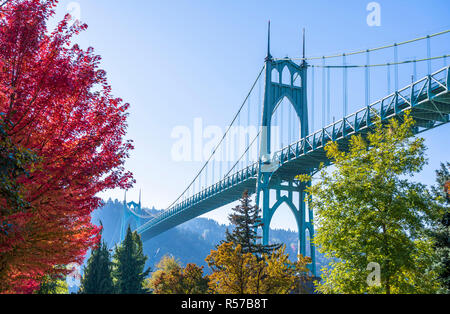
[0, 0, 134, 293]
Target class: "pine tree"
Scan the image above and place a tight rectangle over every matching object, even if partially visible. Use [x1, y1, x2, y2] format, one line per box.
[36, 274, 68, 294]
[79, 233, 115, 294]
[224, 190, 280, 256]
[431, 162, 450, 294]
[113, 226, 150, 294]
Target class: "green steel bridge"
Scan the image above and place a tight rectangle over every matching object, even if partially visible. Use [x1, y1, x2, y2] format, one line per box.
[122, 26, 450, 275]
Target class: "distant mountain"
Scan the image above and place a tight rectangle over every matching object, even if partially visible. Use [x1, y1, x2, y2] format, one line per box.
[90, 198, 330, 273]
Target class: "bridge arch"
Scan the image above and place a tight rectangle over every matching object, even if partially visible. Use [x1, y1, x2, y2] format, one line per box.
[281, 65, 291, 85]
[271, 68, 279, 83]
[270, 96, 302, 153]
[267, 195, 300, 230]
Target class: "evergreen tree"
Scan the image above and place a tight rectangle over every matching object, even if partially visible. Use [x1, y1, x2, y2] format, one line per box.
[113, 226, 150, 294]
[79, 232, 115, 294]
[36, 274, 68, 294]
[431, 162, 450, 294]
[224, 190, 280, 256]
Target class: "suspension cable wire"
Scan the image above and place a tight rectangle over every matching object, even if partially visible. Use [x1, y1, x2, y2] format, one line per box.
[274, 29, 450, 61]
[280, 97, 284, 148]
[311, 65, 315, 132]
[165, 32, 450, 211]
[225, 129, 261, 178]
[237, 107, 241, 170]
[212, 156, 215, 188]
[413, 59, 417, 81]
[327, 67, 331, 124]
[365, 51, 370, 107]
[247, 96, 251, 166]
[206, 164, 208, 188]
[387, 63, 391, 94]
[308, 54, 450, 68]
[322, 57, 326, 127]
[394, 43, 399, 91]
[342, 53, 347, 117]
[427, 35, 432, 74]
[225, 88, 289, 177]
[165, 65, 265, 210]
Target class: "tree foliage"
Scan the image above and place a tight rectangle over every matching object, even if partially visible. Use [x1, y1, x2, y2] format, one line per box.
[35, 273, 68, 294]
[112, 226, 150, 294]
[224, 190, 279, 256]
[79, 235, 114, 294]
[430, 162, 450, 294]
[147, 255, 209, 294]
[300, 112, 441, 294]
[206, 242, 310, 294]
[0, 0, 133, 293]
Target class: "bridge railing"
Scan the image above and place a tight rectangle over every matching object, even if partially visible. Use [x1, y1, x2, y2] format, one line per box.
[138, 162, 260, 232]
[271, 66, 449, 169]
[138, 66, 449, 235]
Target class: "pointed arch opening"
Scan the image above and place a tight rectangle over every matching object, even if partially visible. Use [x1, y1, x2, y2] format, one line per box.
[271, 68, 279, 83]
[281, 66, 291, 85]
[305, 228, 311, 257]
[268, 196, 300, 261]
[293, 72, 302, 87]
[270, 96, 301, 154]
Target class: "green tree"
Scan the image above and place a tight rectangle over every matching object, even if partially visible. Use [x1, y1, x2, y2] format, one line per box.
[224, 190, 279, 256]
[36, 274, 68, 294]
[206, 242, 310, 294]
[146, 255, 209, 294]
[113, 226, 150, 294]
[300, 112, 440, 294]
[430, 162, 450, 294]
[79, 231, 115, 294]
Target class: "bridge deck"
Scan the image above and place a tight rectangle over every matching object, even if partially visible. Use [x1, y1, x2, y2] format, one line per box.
[137, 66, 450, 241]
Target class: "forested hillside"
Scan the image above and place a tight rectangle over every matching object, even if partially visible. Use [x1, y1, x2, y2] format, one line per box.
[91, 199, 329, 272]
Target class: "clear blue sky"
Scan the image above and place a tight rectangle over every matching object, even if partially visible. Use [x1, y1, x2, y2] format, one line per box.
[49, 0, 450, 231]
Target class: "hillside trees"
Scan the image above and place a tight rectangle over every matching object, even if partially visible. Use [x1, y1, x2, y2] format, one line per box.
[0, 0, 134, 293]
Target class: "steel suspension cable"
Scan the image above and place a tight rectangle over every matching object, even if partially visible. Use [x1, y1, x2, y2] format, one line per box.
[308, 54, 450, 68]
[274, 29, 450, 61]
[165, 65, 266, 210]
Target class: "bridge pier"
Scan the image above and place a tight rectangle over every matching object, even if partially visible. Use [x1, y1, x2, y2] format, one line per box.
[256, 24, 316, 275]
[258, 176, 316, 276]
[119, 191, 143, 243]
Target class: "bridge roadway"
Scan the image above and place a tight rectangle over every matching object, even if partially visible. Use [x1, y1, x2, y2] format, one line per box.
[137, 66, 450, 242]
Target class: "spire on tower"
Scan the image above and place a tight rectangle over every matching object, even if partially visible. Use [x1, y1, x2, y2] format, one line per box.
[266, 20, 273, 61]
[302, 28, 306, 65]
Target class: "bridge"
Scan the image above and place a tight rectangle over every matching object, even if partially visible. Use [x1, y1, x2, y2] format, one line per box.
[122, 26, 450, 275]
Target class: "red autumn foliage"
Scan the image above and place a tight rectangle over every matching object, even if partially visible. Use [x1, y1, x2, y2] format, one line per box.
[0, 0, 134, 293]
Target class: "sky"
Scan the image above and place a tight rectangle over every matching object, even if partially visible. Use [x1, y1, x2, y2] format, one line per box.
[48, 0, 450, 231]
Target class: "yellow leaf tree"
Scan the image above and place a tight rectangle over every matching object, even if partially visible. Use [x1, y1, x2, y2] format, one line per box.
[206, 242, 311, 294]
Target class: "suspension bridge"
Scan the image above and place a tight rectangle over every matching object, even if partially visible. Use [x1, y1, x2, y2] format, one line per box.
[121, 25, 450, 275]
